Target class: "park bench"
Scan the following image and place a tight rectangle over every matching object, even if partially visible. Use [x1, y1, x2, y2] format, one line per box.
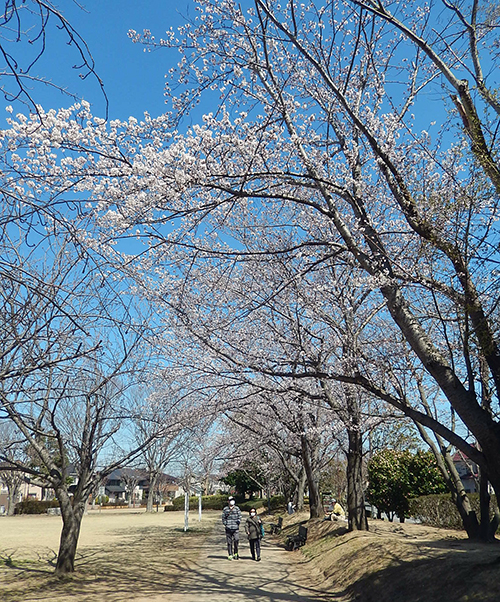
[267, 516, 283, 534]
[285, 525, 308, 551]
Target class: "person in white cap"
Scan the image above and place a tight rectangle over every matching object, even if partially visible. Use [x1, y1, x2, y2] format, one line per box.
[221, 496, 242, 560]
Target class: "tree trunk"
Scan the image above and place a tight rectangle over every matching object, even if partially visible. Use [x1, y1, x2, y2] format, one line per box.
[146, 473, 160, 513]
[1, 472, 22, 516]
[444, 456, 479, 540]
[478, 468, 494, 542]
[346, 427, 368, 531]
[295, 468, 306, 512]
[7, 482, 20, 515]
[56, 489, 85, 575]
[301, 436, 323, 519]
[413, 417, 481, 539]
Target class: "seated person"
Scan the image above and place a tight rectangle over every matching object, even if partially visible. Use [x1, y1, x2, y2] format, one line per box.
[331, 499, 345, 520]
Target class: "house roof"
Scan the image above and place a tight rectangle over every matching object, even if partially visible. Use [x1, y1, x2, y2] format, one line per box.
[105, 485, 126, 493]
[106, 468, 148, 480]
[104, 468, 178, 487]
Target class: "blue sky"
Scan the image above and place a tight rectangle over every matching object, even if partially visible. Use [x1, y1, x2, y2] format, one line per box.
[2, 0, 197, 122]
[3, 0, 469, 131]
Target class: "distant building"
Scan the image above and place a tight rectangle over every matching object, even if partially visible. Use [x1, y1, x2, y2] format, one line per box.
[103, 468, 181, 504]
[0, 466, 46, 513]
[1, 465, 181, 512]
[452, 451, 479, 493]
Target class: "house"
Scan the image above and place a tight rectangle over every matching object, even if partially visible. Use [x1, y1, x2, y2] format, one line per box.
[103, 468, 147, 504]
[0, 467, 45, 514]
[103, 468, 181, 505]
[1, 465, 182, 511]
[452, 451, 479, 493]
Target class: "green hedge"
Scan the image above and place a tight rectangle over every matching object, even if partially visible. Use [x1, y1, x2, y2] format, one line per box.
[14, 499, 60, 515]
[101, 499, 128, 507]
[409, 493, 499, 530]
[164, 494, 285, 513]
[239, 499, 265, 512]
[164, 494, 228, 511]
[252, 495, 286, 513]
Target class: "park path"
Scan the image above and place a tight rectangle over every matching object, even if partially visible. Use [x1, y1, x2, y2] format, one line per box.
[159, 522, 336, 602]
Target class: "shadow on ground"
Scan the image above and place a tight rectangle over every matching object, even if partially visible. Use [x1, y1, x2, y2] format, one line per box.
[0, 521, 334, 602]
[339, 544, 500, 602]
[1, 524, 210, 602]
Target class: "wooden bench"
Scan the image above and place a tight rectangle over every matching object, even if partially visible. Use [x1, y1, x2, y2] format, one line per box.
[285, 525, 307, 551]
[268, 516, 283, 534]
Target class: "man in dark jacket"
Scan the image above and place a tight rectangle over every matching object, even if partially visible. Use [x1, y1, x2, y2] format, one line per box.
[221, 496, 242, 560]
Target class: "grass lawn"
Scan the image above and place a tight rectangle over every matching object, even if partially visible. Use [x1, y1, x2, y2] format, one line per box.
[0, 508, 218, 602]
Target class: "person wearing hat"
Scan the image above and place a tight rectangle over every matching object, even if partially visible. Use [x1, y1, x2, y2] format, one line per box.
[221, 496, 242, 560]
[245, 507, 264, 561]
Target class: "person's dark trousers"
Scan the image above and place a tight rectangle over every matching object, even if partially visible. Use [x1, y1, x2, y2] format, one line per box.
[226, 528, 239, 557]
[249, 538, 261, 560]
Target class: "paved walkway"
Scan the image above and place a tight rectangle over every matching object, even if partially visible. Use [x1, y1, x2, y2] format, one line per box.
[163, 522, 336, 602]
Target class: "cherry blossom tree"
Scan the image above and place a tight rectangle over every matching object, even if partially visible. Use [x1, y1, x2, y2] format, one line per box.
[217, 417, 306, 509]
[0, 166, 169, 572]
[2, 0, 499, 541]
[123, 0, 499, 518]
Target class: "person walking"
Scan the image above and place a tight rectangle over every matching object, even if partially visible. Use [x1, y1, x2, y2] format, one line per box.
[221, 495, 242, 560]
[245, 507, 263, 561]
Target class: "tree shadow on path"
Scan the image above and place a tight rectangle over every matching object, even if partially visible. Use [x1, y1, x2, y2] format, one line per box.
[164, 522, 339, 602]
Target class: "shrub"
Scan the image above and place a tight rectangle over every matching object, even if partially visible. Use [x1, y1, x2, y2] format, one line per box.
[166, 494, 229, 511]
[409, 493, 499, 530]
[200, 495, 231, 510]
[100, 499, 127, 507]
[239, 499, 265, 512]
[164, 494, 283, 512]
[367, 450, 446, 520]
[14, 499, 60, 515]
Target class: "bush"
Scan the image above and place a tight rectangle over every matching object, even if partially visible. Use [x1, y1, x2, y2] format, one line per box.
[164, 494, 284, 513]
[239, 495, 286, 513]
[239, 499, 265, 512]
[14, 499, 60, 515]
[100, 499, 127, 507]
[367, 450, 446, 520]
[165, 494, 229, 511]
[409, 493, 499, 530]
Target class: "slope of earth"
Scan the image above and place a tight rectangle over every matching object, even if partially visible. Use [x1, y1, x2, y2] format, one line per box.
[279, 511, 500, 602]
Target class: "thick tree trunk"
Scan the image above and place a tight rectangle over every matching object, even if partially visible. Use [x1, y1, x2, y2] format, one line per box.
[7, 495, 16, 516]
[346, 428, 368, 531]
[7, 483, 20, 515]
[146, 472, 160, 513]
[444, 456, 480, 540]
[56, 489, 85, 575]
[295, 468, 306, 512]
[380, 283, 500, 504]
[413, 418, 481, 539]
[478, 469, 494, 542]
[301, 436, 323, 519]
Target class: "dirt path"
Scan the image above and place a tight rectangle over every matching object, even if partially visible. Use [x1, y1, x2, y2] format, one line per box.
[162, 522, 334, 602]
